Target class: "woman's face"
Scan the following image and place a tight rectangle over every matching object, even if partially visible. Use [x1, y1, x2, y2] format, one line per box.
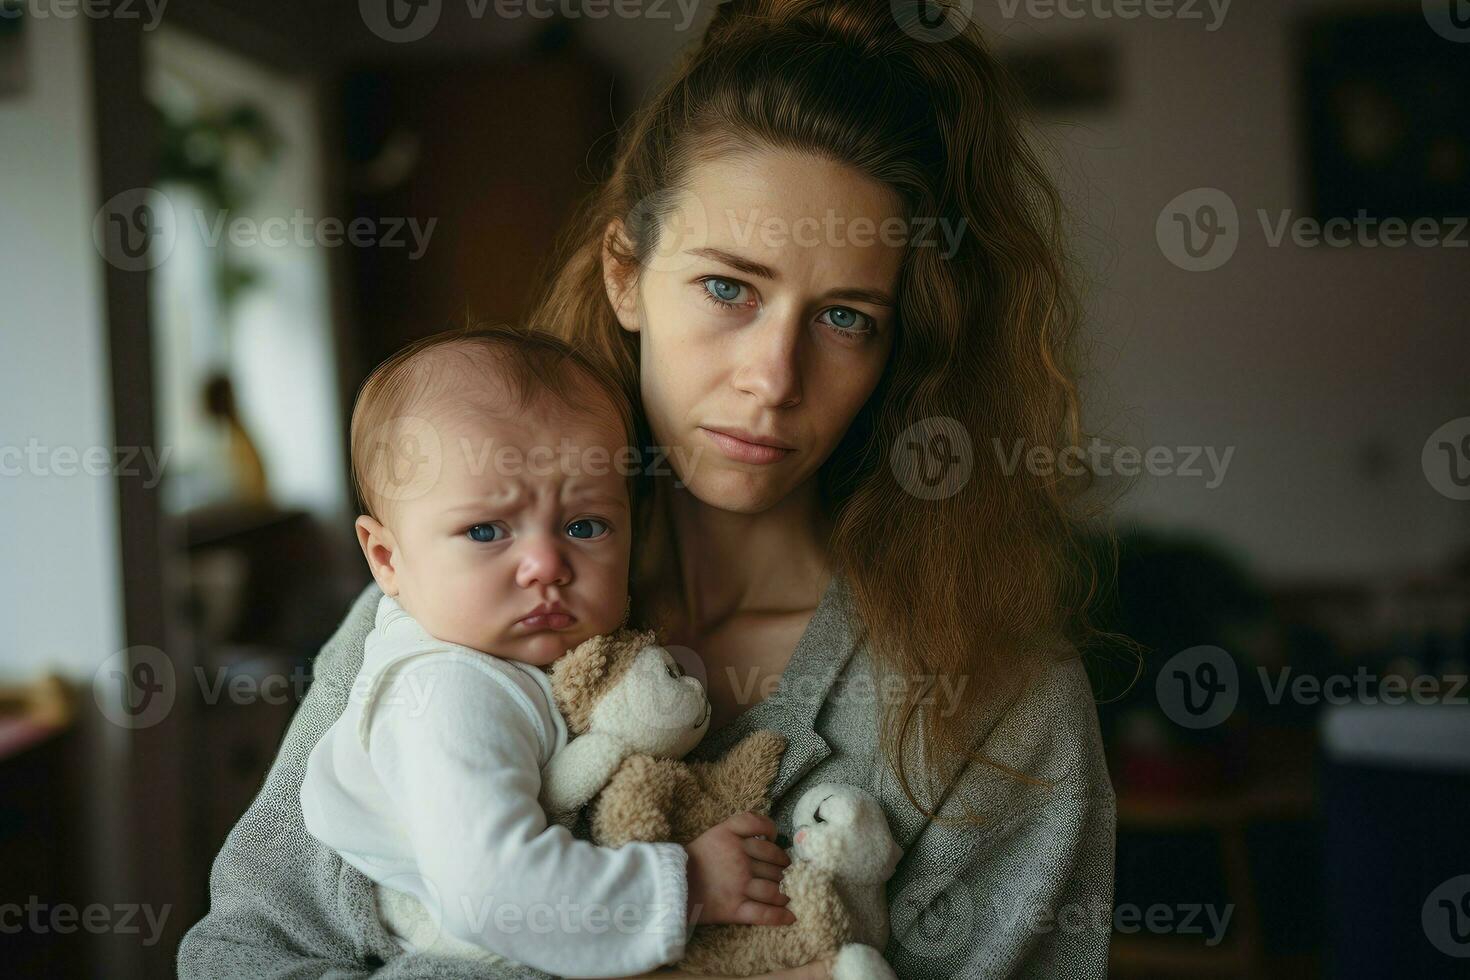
[606, 149, 903, 513]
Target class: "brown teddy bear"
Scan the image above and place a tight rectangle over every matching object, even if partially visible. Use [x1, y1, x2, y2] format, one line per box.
[540, 628, 787, 844]
[541, 630, 901, 980]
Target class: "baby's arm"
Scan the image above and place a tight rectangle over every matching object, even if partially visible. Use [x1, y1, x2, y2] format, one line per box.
[540, 731, 631, 820]
[367, 654, 687, 978]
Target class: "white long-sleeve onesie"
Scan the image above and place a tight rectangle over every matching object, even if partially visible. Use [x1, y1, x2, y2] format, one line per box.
[300, 594, 688, 977]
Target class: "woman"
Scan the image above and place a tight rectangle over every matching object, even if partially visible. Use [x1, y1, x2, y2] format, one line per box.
[180, 2, 1115, 978]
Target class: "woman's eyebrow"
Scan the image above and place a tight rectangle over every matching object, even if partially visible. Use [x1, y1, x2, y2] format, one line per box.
[688, 246, 894, 307]
[688, 246, 776, 279]
[823, 286, 895, 308]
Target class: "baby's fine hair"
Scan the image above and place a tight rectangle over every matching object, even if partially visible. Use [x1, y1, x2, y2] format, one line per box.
[349, 323, 638, 521]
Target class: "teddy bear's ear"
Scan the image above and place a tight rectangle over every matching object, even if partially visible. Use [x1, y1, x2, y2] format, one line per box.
[600, 627, 660, 682]
[549, 634, 614, 734]
[550, 628, 661, 733]
[623, 627, 660, 654]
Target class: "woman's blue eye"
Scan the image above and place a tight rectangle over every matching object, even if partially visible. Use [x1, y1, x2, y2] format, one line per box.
[703, 277, 744, 304]
[466, 523, 503, 543]
[566, 518, 608, 540]
[820, 307, 871, 333]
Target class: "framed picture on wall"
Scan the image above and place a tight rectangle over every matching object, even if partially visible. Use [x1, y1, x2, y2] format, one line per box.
[1297, 10, 1470, 228]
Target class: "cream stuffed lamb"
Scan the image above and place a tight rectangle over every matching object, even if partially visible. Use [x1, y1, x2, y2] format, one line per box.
[678, 782, 901, 980]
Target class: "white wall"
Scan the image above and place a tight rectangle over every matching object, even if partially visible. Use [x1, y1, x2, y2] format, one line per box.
[965, 0, 1470, 579]
[0, 13, 126, 680]
[0, 16, 139, 971]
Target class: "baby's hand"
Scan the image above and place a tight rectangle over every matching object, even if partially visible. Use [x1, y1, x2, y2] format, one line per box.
[684, 811, 795, 927]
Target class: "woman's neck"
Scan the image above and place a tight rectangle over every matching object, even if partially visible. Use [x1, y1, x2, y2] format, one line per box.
[665, 478, 833, 633]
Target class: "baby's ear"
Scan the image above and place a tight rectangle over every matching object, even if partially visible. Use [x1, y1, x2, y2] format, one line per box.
[549, 634, 614, 734]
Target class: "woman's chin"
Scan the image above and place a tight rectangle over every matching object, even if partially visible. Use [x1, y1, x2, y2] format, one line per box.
[680, 467, 796, 515]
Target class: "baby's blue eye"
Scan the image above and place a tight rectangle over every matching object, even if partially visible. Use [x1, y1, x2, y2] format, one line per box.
[704, 278, 743, 303]
[466, 523, 504, 543]
[566, 518, 608, 540]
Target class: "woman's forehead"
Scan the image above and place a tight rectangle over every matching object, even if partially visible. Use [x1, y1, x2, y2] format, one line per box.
[684, 148, 904, 227]
[671, 149, 908, 288]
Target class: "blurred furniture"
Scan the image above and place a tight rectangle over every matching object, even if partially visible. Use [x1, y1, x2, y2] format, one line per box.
[1321, 704, 1470, 979]
[0, 709, 81, 976]
[1111, 726, 1319, 980]
[175, 503, 361, 904]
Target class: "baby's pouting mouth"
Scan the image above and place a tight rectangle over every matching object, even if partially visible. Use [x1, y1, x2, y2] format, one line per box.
[515, 601, 577, 631]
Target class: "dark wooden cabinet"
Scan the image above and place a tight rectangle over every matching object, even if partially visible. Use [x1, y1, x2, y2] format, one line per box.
[344, 32, 626, 371]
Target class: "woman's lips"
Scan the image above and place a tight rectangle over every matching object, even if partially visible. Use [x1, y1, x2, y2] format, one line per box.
[699, 427, 794, 465]
[517, 612, 576, 631]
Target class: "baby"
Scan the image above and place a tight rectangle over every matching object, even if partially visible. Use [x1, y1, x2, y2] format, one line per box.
[300, 327, 792, 977]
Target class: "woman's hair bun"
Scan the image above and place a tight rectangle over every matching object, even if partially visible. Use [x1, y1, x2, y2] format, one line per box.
[701, 0, 922, 57]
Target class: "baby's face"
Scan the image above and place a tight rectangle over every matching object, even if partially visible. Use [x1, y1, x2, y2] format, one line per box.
[367, 402, 633, 666]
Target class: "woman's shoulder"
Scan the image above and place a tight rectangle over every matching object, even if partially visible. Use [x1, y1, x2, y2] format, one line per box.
[913, 651, 1112, 832]
[310, 581, 384, 694]
[979, 652, 1110, 798]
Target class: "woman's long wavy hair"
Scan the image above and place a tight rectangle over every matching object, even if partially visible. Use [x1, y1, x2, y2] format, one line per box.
[527, 0, 1105, 824]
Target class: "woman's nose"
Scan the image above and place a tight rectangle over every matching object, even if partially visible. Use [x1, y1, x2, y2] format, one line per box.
[731, 312, 803, 408]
